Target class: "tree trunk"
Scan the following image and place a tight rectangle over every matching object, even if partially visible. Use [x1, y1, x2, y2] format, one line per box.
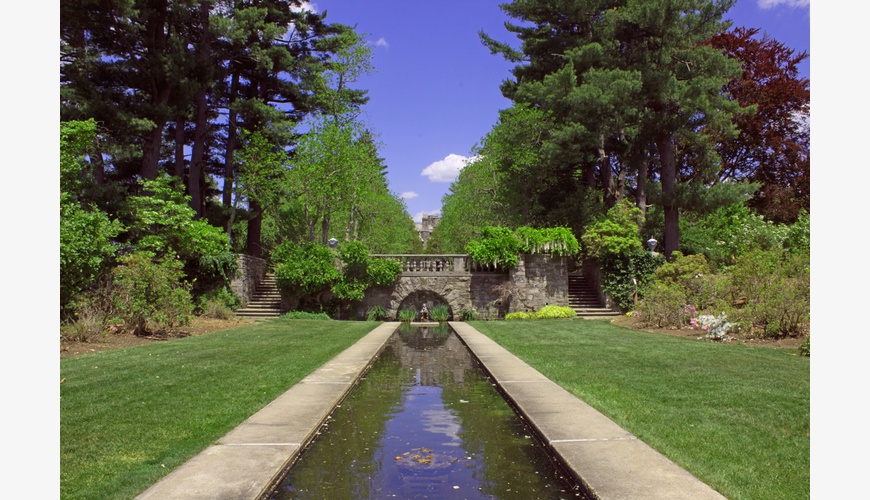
[141, 124, 165, 180]
[246, 199, 263, 258]
[140, 0, 172, 180]
[188, 87, 207, 218]
[223, 72, 240, 210]
[657, 132, 679, 259]
[187, 1, 212, 219]
[91, 149, 105, 186]
[635, 157, 648, 219]
[583, 162, 596, 188]
[616, 165, 626, 205]
[599, 135, 616, 209]
[174, 114, 186, 178]
[321, 214, 331, 246]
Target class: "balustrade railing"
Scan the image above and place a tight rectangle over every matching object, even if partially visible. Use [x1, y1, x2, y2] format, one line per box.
[371, 254, 466, 274]
[370, 255, 508, 275]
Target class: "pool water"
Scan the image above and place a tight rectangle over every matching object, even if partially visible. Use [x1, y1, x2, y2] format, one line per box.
[268, 324, 586, 499]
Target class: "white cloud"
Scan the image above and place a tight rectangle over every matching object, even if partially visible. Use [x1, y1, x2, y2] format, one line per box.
[400, 191, 419, 200]
[421, 154, 473, 183]
[758, 0, 809, 8]
[292, 2, 318, 13]
[373, 37, 389, 49]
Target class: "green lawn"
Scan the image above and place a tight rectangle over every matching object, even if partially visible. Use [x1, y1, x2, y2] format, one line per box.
[59, 319, 375, 500]
[60, 318, 809, 500]
[468, 319, 810, 500]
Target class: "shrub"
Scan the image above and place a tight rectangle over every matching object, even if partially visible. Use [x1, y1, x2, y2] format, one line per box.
[366, 258, 402, 287]
[680, 202, 788, 269]
[650, 252, 728, 314]
[61, 307, 108, 343]
[783, 210, 810, 253]
[199, 287, 241, 320]
[331, 280, 367, 302]
[505, 306, 576, 320]
[505, 311, 535, 320]
[692, 312, 734, 341]
[466, 226, 581, 270]
[124, 175, 230, 262]
[398, 308, 417, 322]
[728, 249, 809, 337]
[430, 304, 450, 322]
[465, 226, 521, 269]
[111, 252, 194, 335]
[282, 310, 332, 320]
[800, 337, 810, 357]
[599, 250, 665, 310]
[457, 308, 476, 321]
[60, 200, 124, 314]
[366, 306, 388, 322]
[535, 305, 576, 319]
[516, 226, 580, 255]
[581, 200, 644, 259]
[273, 241, 341, 298]
[637, 281, 688, 328]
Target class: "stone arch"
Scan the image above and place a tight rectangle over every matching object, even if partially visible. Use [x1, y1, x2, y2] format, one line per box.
[387, 276, 471, 321]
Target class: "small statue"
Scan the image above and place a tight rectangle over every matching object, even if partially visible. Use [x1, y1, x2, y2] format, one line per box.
[420, 304, 429, 322]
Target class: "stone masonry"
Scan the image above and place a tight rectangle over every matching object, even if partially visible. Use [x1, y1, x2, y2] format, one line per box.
[358, 254, 569, 320]
[230, 254, 269, 307]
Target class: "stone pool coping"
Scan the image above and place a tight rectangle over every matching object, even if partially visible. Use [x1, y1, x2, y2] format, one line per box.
[135, 322, 399, 500]
[136, 321, 725, 499]
[450, 321, 726, 500]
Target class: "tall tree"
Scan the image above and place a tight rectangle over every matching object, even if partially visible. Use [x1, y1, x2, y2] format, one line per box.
[483, 0, 744, 258]
[709, 26, 810, 223]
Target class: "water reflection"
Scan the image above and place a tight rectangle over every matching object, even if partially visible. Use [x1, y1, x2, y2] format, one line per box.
[269, 324, 586, 499]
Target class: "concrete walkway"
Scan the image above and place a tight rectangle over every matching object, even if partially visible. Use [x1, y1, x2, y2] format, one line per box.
[137, 321, 725, 500]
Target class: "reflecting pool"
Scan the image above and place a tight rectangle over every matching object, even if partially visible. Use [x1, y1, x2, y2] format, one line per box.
[268, 324, 587, 499]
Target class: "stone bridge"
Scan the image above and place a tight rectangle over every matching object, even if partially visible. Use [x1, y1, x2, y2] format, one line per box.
[355, 254, 570, 321]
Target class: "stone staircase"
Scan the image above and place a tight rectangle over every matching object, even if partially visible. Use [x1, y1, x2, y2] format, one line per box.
[235, 273, 286, 320]
[568, 273, 620, 319]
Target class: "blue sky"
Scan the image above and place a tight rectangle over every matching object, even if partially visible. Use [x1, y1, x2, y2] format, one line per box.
[309, 0, 811, 222]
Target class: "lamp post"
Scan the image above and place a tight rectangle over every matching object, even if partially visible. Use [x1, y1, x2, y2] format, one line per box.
[647, 237, 658, 255]
[327, 237, 338, 248]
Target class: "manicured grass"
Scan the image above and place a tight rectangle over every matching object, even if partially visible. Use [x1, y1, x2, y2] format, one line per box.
[468, 319, 810, 500]
[60, 319, 376, 500]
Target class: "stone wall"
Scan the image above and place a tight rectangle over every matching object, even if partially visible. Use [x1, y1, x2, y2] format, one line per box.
[508, 254, 569, 313]
[230, 254, 268, 307]
[357, 254, 567, 320]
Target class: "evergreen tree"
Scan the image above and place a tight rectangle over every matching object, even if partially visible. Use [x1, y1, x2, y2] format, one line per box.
[482, 0, 745, 258]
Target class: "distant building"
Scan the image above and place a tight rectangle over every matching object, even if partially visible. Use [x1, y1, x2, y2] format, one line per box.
[414, 214, 441, 247]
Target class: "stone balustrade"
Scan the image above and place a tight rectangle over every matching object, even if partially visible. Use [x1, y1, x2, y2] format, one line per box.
[371, 254, 468, 275]
[370, 254, 510, 275]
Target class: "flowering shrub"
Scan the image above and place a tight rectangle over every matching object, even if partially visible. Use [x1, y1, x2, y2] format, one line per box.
[692, 312, 733, 341]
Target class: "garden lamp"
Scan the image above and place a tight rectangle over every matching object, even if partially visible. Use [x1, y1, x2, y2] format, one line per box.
[328, 237, 338, 248]
[647, 237, 658, 254]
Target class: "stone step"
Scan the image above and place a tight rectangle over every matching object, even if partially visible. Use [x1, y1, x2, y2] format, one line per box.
[236, 274, 286, 319]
